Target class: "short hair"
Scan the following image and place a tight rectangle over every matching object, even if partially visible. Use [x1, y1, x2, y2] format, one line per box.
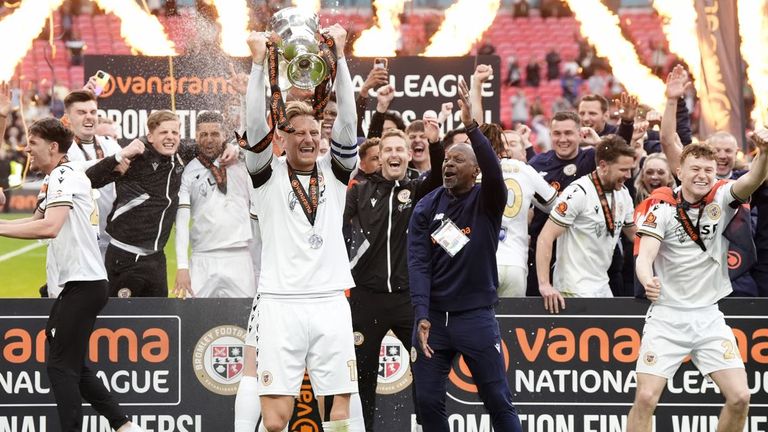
[284, 101, 316, 123]
[381, 111, 406, 131]
[28, 117, 74, 154]
[680, 143, 717, 165]
[64, 90, 97, 110]
[359, 137, 380, 159]
[479, 123, 505, 157]
[706, 131, 738, 148]
[444, 127, 468, 145]
[147, 110, 180, 133]
[595, 134, 635, 164]
[405, 120, 425, 135]
[551, 110, 581, 126]
[196, 111, 225, 128]
[578, 94, 609, 113]
[380, 129, 409, 149]
[97, 117, 114, 125]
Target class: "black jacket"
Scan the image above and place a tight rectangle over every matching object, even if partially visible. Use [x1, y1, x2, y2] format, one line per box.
[344, 141, 444, 293]
[86, 141, 184, 252]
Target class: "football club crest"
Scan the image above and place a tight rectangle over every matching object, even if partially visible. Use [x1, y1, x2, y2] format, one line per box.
[376, 333, 412, 395]
[705, 203, 722, 221]
[193, 325, 247, 395]
[563, 164, 577, 176]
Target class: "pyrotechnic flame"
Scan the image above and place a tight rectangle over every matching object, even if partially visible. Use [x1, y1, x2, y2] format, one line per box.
[0, 0, 64, 82]
[293, 0, 321, 13]
[93, 0, 176, 56]
[652, 0, 702, 90]
[564, 0, 666, 110]
[738, 0, 768, 128]
[211, 0, 250, 57]
[422, 0, 500, 57]
[353, 0, 406, 57]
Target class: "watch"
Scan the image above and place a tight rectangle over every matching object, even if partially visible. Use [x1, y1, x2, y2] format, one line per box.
[465, 120, 479, 132]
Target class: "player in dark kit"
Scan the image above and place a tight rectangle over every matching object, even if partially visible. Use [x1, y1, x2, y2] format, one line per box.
[407, 79, 522, 432]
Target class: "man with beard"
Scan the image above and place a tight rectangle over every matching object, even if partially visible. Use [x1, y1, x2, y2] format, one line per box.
[173, 111, 255, 299]
[408, 79, 522, 432]
[629, 134, 768, 432]
[536, 135, 637, 312]
[86, 110, 183, 298]
[344, 123, 444, 431]
[0, 118, 146, 432]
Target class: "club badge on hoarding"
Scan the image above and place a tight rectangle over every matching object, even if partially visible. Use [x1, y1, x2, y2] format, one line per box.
[193, 325, 247, 395]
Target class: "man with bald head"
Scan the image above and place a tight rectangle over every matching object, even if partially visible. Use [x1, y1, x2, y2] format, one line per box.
[408, 80, 522, 431]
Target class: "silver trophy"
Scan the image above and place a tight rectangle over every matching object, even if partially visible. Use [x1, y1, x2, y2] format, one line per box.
[268, 7, 329, 91]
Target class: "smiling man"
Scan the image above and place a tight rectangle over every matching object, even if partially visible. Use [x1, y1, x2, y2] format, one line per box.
[408, 79, 522, 432]
[173, 111, 255, 300]
[536, 135, 637, 312]
[0, 118, 145, 432]
[86, 110, 184, 298]
[630, 133, 768, 432]
[344, 124, 443, 431]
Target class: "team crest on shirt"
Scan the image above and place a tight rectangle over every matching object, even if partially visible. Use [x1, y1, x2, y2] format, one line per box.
[193, 325, 247, 395]
[376, 334, 412, 395]
[555, 201, 568, 217]
[642, 212, 657, 228]
[563, 164, 577, 176]
[705, 203, 722, 221]
[354, 331, 365, 346]
[594, 223, 605, 238]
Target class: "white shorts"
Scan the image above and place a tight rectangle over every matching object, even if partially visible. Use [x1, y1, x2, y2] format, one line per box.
[560, 283, 613, 298]
[636, 304, 744, 379]
[497, 265, 526, 298]
[190, 248, 256, 298]
[244, 294, 260, 348]
[255, 293, 358, 397]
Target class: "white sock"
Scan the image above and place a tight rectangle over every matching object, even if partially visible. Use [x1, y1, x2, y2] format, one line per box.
[348, 393, 365, 432]
[322, 419, 351, 432]
[234, 376, 261, 432]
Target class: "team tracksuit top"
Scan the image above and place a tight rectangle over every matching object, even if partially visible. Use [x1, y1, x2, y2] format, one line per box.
[408, 127, 506, 323]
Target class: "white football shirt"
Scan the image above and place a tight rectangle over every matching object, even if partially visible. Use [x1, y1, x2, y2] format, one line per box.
[497, 159, 557, 267]
[636, 182, 741, 307]
[66, 136, 122, 250]
[39, 164, 106, 294]
[251, 154, 354, 295]
[549, 174, 634, 295]
[178, 159, 252, 252]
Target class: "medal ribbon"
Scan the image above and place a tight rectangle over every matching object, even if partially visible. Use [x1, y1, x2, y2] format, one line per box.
[287, 162, 319, 227]
[674, 190, 707, 251]
[590, 171, 616, 237]
[245, 35, 338, 154]
[74, 136, 104, 160]
[196, 155, 227, 194]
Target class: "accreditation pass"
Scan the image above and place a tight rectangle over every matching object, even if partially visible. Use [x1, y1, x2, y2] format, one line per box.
[431, 219, 469, 257]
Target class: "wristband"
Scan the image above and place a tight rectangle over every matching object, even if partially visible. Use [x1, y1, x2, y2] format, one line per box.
[465, 120, 479, 133]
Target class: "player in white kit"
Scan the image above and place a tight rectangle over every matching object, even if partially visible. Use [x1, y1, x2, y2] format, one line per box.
[495, 129, 557, 297]
[0, 118, 145, 432]
[629, 136, 768, 432]
[536, 135, 637, 312]
[173, 111, 256, 299]
[240, 26, 363, 432]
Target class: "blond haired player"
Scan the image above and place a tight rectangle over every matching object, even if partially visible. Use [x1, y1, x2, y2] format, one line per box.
[629, 133, 768, 432]
[239, 26, 363, 432]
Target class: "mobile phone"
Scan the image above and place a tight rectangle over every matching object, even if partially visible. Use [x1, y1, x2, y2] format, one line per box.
[374, 58, 388, 70]
[10, 89, 20, 110]
[93, 70, 111, 96]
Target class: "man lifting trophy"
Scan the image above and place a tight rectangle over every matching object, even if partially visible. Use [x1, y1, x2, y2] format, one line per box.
[237, 6, 365, 432]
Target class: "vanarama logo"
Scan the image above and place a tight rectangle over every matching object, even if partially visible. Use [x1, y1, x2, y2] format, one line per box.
[376, 333, 412, 395]
[193, 325, 246, 396]
[100, 74, 238, 98]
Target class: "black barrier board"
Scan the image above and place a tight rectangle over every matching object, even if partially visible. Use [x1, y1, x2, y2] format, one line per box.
[0, 298, 766, 431]
[84, 55, 501, 146]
